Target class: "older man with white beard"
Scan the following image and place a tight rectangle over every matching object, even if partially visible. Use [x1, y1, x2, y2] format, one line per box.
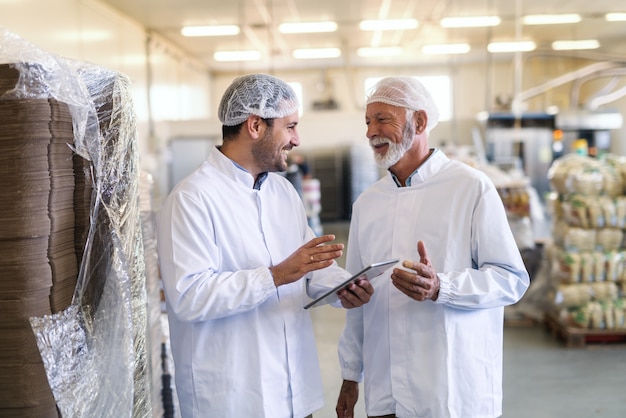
[335, 77, 530, 418]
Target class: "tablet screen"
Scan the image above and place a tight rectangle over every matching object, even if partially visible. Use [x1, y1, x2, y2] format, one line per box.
[304, 259, 399, 309]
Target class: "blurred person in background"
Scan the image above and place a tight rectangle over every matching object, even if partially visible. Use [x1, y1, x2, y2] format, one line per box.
[157, 73, 374, 418]
[335, 76, 529, 418]
[285, 152, 324, 236]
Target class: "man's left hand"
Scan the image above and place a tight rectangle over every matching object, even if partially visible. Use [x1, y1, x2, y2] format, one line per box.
[337, 279, 374, 308]
[391, 240, 440, 301]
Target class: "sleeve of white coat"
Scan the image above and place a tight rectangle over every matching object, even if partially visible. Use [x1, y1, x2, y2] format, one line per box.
[338, 213, 365, 382]
[435, 185, 530, 309]
[339, 307, 364, 382]
[157, 192, 277, 322]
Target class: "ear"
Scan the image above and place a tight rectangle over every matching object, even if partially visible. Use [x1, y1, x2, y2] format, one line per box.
[414, 110, 428, 134]
[245, 116, 264, 140]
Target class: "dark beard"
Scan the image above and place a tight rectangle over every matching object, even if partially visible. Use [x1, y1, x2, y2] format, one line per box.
[252, 126, 287, 172]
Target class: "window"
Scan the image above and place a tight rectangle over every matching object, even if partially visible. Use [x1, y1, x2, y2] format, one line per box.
[364, 75, 452, 121]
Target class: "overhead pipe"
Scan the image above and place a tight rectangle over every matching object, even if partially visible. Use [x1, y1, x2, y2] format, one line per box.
[577, 75, 621, 107]
[588, 84, 626, 110]
[568, 67, 626, 109]
[510, 61, 620, 112]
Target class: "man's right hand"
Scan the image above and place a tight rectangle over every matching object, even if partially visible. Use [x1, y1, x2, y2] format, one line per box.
[269, 234, 344, 287]
[336, 380, 359, 418]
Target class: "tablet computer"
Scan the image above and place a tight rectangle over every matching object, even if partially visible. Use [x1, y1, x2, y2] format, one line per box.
[304, 259, 399, 309]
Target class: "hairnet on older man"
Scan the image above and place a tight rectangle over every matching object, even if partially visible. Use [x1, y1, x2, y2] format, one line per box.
[218, 73, 300, 126]
[366, 76, 440, 133]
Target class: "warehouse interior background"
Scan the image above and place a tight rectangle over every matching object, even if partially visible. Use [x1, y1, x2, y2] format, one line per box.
[3, 0, 626, 206]
[2, 0, 626, 417]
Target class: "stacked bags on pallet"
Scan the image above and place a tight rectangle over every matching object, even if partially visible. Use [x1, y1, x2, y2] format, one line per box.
[547, 154, 626, 329]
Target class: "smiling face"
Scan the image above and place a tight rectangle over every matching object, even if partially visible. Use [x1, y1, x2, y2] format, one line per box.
[252, 111, 300, 173]
[365, 102, 415, 169]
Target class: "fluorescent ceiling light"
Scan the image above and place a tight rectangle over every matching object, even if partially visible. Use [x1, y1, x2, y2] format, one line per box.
[552, 39, 600, 50]
[278, 21, 338, 33]
[487, 41, 536, 53]
[422, 43, 471, 55]
[357, 47, 403, 57]
[359, 19, 418, 31]
[522, 14, 581, 25]
[440, 16, 501, 28]
[182, 25, 240, 37]
[213, 50, 261, 62]
[293, 48, 341, 59]
[606, 13, 626, 21]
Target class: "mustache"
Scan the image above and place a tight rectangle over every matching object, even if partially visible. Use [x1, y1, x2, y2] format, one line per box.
[370, 137, 392, 147]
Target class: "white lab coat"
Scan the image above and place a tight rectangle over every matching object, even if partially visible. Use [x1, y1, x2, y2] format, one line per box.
[339, 149, 529, 418]
[157, 146, 350, 418]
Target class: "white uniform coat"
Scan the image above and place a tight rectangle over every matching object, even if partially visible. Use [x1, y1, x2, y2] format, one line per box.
[339, 150, 529, 418]
[157, 146, 350, 418]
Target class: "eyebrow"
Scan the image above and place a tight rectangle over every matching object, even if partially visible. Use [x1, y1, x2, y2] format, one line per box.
[367, 112, 394, 119]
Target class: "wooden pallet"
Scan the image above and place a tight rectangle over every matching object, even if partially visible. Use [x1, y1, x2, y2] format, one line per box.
[505, 316, 539, 328]
[544, 312, 626, 349]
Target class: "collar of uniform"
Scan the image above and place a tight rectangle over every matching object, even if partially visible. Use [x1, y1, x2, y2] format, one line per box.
[390, 148, 445, 187]
[211, 146, 268, 190]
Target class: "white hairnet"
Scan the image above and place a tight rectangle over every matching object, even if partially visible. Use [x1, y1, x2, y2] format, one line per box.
[218, 73, 299, 126]
[366, 77, 440, 133]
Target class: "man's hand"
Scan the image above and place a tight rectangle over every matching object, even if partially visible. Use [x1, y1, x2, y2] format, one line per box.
[269, 235, 344, 287]
[337, 279, 374, 308]
[336, 380, 359, 418]
[391, 240, 440, 301]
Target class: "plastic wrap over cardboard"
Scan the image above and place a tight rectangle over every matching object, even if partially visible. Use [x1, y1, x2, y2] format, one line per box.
[0, 28, 151, 417]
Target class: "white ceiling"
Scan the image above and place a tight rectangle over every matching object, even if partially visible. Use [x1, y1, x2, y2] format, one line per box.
[100, 0, 626, 72]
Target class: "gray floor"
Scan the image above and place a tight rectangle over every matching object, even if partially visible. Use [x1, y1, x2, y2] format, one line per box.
[311, 305, 626, 418]
[311, 222, 626, 418]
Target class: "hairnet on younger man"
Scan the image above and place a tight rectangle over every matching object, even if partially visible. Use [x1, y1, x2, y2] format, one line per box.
[218, 73, 300, 126]
[366, 76, 440, 133]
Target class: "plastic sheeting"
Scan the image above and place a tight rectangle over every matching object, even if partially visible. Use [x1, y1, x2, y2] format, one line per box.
[0, 28, 151, 417]
[139, 170, 165, 418]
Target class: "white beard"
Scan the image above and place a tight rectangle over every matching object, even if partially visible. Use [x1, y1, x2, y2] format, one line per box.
[370, 123, 415, 169]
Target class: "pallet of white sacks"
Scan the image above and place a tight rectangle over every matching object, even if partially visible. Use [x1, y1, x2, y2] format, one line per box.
[544, 312, 626, 349]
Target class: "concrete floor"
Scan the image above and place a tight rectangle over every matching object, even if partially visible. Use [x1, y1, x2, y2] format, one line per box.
[311, 222, 626, 418]
[311, 305, 626, 418]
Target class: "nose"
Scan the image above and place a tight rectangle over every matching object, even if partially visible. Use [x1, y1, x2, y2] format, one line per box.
[291, 129, 300, 147]
[366, 122, 377, 140]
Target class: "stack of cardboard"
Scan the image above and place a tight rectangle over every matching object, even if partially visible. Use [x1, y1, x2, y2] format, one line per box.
[0, 63, 78, 417]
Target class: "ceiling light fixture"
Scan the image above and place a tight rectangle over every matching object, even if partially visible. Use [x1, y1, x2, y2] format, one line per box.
[356, 47, 404, 57]
[213, 50, 261, 62]
[440, 16, 501, 28]
[551, 39, 600, 50]
[359, 19, 418, 31]
[422, 43, 471, 55]
[487, 41, 536, 53]
[522, 14, 581, 25]
[278, 21, 338, 34]
[182, 25, 240, 37]
[605, 12, 626, 21]
[293, 48, 341, 59]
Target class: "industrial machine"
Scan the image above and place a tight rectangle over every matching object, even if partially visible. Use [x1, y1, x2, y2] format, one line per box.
[555, 109, 623, 158]
[484, 112, 556, 200]
[484, 109, 623, 200]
